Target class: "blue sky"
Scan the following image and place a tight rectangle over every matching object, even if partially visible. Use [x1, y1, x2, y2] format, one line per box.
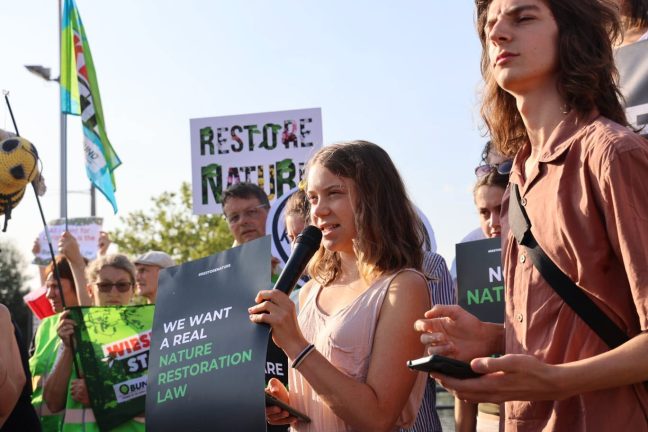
[1, 0, 487, 286]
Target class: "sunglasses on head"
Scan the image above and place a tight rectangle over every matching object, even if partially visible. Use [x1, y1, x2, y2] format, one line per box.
[95, 281, 133, 293]
[474, 159, 513, 177]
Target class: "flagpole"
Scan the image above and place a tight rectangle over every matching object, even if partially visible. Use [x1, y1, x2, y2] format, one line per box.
[90, 185, 96, 216]
[59, 0, 68, 227]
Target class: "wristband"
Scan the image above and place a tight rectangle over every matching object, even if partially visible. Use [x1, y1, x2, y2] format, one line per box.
[291, 343, 315, 369]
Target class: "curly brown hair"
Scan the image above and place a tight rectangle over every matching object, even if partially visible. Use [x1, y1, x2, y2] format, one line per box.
[476, 0, 628, 157]
[305, 141, 424, 285]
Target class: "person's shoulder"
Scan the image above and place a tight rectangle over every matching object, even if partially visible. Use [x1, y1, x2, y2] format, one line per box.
[0, 304, 14, 336]
[0, 303, 10, 322]
[39, 313, 61, 329]
[382, 270, 430, 311]
[422, 252, 448, 274]
[298, 279, 318, 306]
[388, 269, 428, 295]
[393, 268, 427, 282]
[588, 116, 648, 154]
[580, 116, 648, 171]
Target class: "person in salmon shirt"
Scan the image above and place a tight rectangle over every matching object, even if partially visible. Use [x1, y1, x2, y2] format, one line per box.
[416, 0, 648, 430]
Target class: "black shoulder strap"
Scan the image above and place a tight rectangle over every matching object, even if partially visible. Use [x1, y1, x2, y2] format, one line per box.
[508, 184, 629, 349]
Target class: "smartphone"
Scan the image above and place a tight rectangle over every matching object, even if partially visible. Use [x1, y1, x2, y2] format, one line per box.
[265, 391, 311, 423]
[407, 354, 483, 379]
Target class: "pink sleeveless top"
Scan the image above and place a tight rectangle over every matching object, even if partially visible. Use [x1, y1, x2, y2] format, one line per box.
[288, 270, 427, 432]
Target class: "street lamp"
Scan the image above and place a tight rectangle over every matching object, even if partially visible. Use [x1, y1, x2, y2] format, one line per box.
[25, 65, 58, 82]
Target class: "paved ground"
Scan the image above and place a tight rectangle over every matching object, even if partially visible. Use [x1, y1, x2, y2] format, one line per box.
[437, 389, 456, 431]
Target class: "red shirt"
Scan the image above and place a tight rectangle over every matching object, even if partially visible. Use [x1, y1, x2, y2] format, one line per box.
[502, 110, 648, 431]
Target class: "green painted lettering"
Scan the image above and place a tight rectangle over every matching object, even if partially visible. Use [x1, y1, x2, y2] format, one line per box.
[493, 285, 504, 302]
[481, 288, 494, 303]
[467, 289, 480, 305]
[173, 384, 187, 399]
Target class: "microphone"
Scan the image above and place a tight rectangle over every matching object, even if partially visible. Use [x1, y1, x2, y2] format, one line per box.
[272, 226, 322, 295]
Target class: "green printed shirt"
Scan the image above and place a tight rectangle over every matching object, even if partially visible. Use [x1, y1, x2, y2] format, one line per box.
[29, 314, 64, 432]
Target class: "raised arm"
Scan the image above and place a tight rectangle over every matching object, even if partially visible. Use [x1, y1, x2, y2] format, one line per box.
[58, 231, 91, 306]
[43, 311, 76, 412]
[97, 231, 111, 257]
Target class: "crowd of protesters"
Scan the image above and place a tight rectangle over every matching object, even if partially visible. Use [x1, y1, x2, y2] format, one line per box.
[2, 0, 648, 431]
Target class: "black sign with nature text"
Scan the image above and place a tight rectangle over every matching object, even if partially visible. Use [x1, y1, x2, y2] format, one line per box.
[456, 238, 505, 324]
[146, 237, 272, 432]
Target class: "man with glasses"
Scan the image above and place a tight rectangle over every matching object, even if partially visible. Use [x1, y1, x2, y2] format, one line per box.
[223, 183, 271, 246]
[223, 182, 281, 276]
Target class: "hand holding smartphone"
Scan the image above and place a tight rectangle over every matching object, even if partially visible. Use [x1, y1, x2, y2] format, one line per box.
[265, 391, 311, 423]
[407, 354, 483, 379]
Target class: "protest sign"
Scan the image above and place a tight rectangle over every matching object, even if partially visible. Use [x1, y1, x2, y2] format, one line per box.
[33, 217, 103, 265]
[456, 238, 504, 323]
[616, 40, 648, 135]
[70, 305, 154, 431]
[266, 187, 437, 268]
[146, 237, 272, 432]
[190, 108, 323, 215]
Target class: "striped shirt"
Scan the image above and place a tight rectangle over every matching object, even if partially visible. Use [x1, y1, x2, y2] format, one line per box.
[401, 251, 456, 432]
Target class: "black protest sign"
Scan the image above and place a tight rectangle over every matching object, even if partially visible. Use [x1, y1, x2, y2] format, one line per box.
[616, 40, 648, 135]
[146, 237, 272, 432]
[456, 238, 505, 324]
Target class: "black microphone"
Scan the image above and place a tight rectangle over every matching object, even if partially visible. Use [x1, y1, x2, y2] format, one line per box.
[272, 226, 322, 295]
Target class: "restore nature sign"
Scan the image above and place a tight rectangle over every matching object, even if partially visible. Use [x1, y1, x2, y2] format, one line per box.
[146, 237, 272, 431]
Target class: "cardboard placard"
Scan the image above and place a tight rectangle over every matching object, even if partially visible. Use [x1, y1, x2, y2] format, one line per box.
[71, 305, 154, 431]
[456, 238, 505, 323]
[146, 237, 272, 432]
[33, 217, 103, 266]
[190, 108, 323, 215]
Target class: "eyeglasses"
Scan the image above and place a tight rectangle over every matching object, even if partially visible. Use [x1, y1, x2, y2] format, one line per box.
[224, 203, 268, 225]
[474, 160, 513, 177]
[95, 281, 133, 293]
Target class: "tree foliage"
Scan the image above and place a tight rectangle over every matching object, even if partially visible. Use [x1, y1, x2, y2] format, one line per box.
[0, 239, 31, 342]
[110, 182, 234, 264]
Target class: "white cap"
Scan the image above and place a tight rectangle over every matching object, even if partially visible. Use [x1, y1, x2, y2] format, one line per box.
[134, 251, 176, 268]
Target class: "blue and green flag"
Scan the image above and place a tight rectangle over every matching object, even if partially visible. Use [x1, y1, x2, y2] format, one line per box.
[61, 0, 120, 213]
